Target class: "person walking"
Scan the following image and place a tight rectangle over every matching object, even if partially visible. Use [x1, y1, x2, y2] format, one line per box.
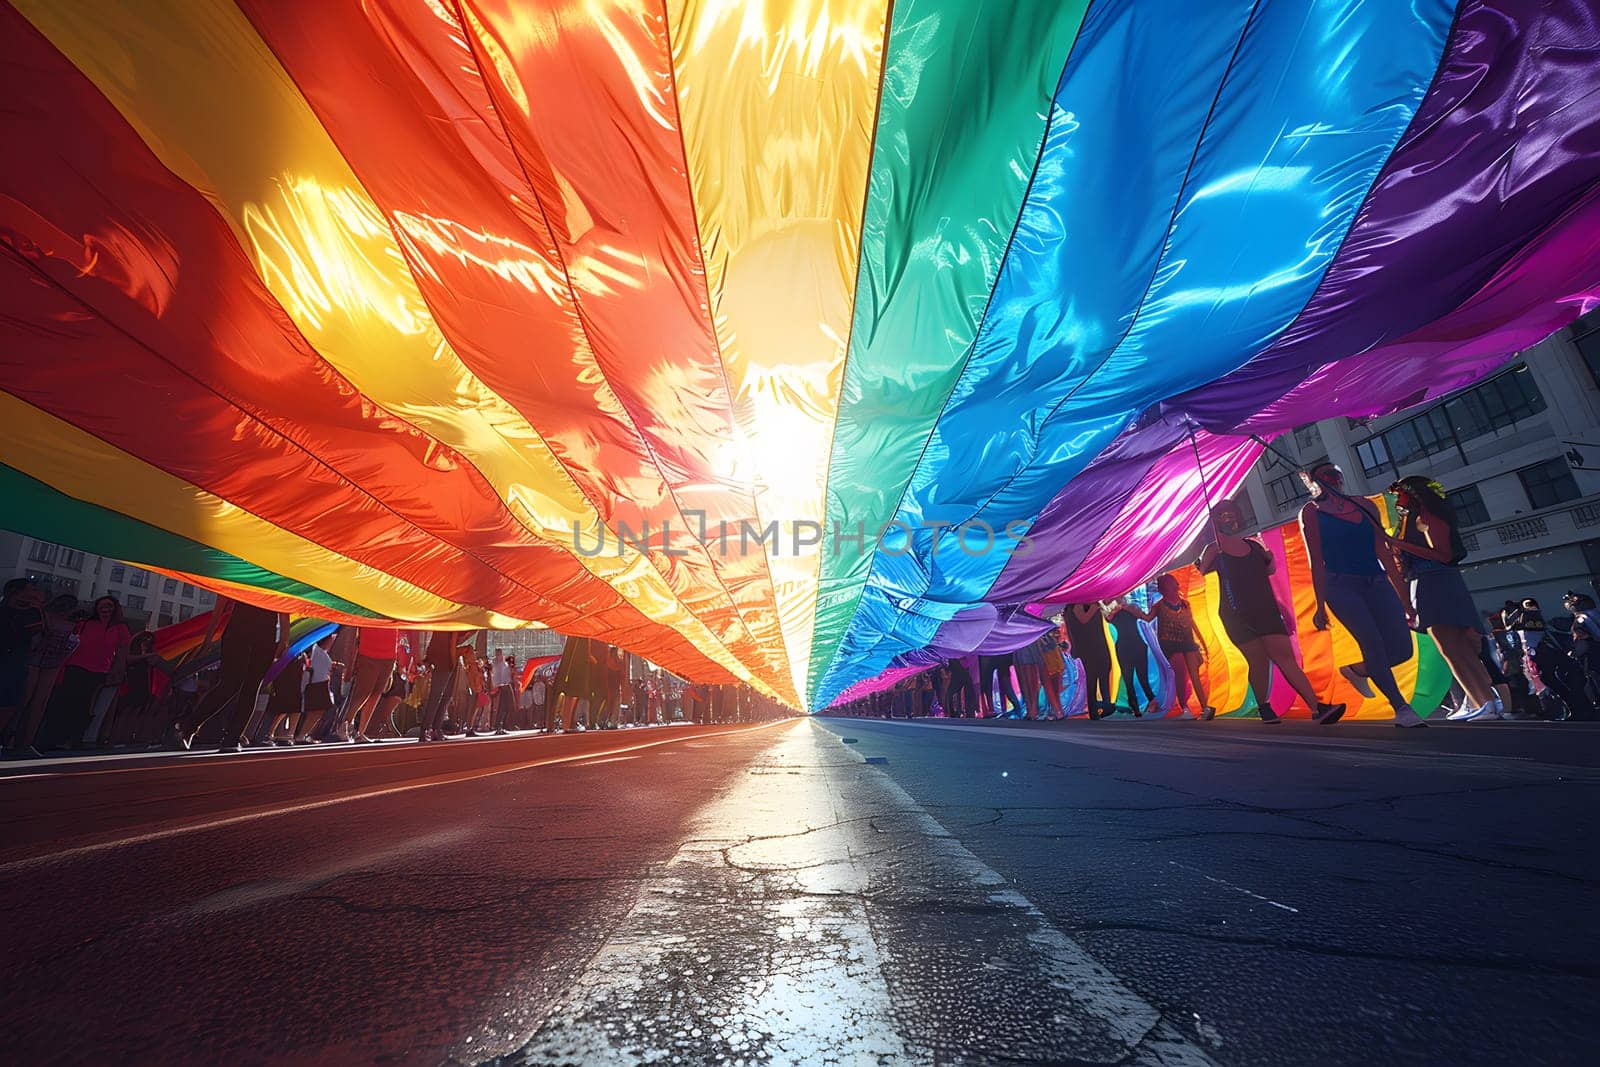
[167, 596, 289, 753]
[1386, 477, 1504, 721]
[39, 595, 131, 750]
[1105, 598, 1155, 716]
[298, 636, 337, 743]
[1298, 463, 1425, 727]
[346, 628, 398, 744]
[1150, 576, 1215, 720]
[417, 631, 458, 743]
[1063, 603, 1115, 719]
[1038, 628, 1066, 719]
[976, 651, 1023, 718]
[256, 648, 306, 746]
[5, 590, 68, 758]
[1012, 633, 1046, 719]
[0, 579, 45, 752]
[490, 648, 513, 734]
[1198, 500, 1346, 725]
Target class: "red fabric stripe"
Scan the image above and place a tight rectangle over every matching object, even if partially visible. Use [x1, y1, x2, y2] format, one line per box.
[233, 0, 789, 691]
[0, 8, 735, 683]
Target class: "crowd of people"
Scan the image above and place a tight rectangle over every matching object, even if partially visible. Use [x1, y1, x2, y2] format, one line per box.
[833, 465, 1600, 726]
[0, 587, 784, 759]
[4, 460, 1596, 749]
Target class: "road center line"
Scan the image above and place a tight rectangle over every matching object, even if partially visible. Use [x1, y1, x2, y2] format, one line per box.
[1169, 860, 1300, 914]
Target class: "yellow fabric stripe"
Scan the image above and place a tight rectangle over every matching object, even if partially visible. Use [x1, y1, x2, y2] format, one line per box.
[15, 0, 762, 689]
[0, 393, 528, 627]
[667, 0, 891, 701]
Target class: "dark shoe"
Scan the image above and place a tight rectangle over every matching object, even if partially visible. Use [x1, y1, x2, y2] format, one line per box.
[1201, 706, 1217, 721]
[1314, 701, 1347, 725]
[163, 724, 191, 752]
[494, 728, 509, 736]
[1258, 705, 1280, 724]
[3, 745, 45, 760]
[217, 740, 241, 754]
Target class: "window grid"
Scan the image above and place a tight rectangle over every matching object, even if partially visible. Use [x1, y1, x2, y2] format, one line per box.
[1518, 457, 1581, 510]
[1449, 484, 1490, 527]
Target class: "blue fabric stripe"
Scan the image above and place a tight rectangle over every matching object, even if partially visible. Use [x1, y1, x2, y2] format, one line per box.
[816, 0, 1456, 708]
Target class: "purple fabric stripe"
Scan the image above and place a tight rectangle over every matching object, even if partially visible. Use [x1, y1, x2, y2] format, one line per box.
[1180, 0, 1600, 431]
[963, 0, 1600, 638]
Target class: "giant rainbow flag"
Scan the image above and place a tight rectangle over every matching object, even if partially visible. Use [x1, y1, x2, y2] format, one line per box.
[2, 1, 1597, 710]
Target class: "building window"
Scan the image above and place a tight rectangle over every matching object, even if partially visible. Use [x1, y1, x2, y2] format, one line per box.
[109, 564, 126, 584]
[1443, 363, 1546, 440]
[28, 571, 78, 597]
[181, 583, 195, 600]
[163, 577, 178, 595]
[199, 591, 215, 607]
[1293, 424, 1321, 452]
[1517, 457, 1581, 510]
[27, 541, 58, 565]
[158, 602, 175, 627]
[1356, 437, 1391, 477]
[58, 549, 85, 571]
[1576, 318, 1600, 388]
[179, 604, 194, 622]
[127, 570, 150, 589]
[126, 595, 146, 612]
[1268, 474, 1309, 511]
[1449, 484, 1490, 527]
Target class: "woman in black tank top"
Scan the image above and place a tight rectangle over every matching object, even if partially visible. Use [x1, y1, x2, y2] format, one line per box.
[1198, 501, 1343, 725]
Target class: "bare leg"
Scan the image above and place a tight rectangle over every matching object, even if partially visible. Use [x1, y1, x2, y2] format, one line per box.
[1171, 655, 1192, 713]
[1184, 653, 1210, 711]
[1236, 639, 1273, 709]
[1255, 634, 1325, 711]
[1428, 625, 1496, 708]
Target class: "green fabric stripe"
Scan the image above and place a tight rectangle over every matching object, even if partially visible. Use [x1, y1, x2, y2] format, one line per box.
[1411, 633, 1456, 720]
[0, 464, 384, 619]
[809, 0, 1091, 705]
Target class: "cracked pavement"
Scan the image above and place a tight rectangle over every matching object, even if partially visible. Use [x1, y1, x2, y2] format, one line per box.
[2, 716, 1597, 1064]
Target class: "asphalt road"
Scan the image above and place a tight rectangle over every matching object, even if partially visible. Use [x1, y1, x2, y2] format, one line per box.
[3, 716, 1596, 1065]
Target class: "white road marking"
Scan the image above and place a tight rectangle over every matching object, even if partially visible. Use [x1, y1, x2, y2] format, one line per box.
[514, 721, 1214, 1065]
[1169, 860, 1300, 914]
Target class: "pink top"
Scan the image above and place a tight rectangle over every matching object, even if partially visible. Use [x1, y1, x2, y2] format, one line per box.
[357, 627, 399, 659]
[65, 620, 130, 673]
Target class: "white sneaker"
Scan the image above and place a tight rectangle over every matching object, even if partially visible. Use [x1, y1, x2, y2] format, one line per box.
[1445, 702, 1478, 721]
[1392, 705, 1428, 728]
[1339, 666, 1375, 698]
[1456, 699, 1501, 722]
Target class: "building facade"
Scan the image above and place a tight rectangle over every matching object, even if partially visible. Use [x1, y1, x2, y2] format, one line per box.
[0, 532, 216, 629]
[1233, 310, 1600, 613]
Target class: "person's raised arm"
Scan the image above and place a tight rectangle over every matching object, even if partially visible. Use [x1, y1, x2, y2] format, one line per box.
[1390, 511, 1454, 563]
[1299, 503, 1329, 630]
[1196, 542, 1220, 573]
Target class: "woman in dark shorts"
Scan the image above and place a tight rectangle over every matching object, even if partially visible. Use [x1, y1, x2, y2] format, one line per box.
[1149, 575, 1214, 720]
[1386, 477, 1501, 720]
[1198, 501, 1345, 725]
